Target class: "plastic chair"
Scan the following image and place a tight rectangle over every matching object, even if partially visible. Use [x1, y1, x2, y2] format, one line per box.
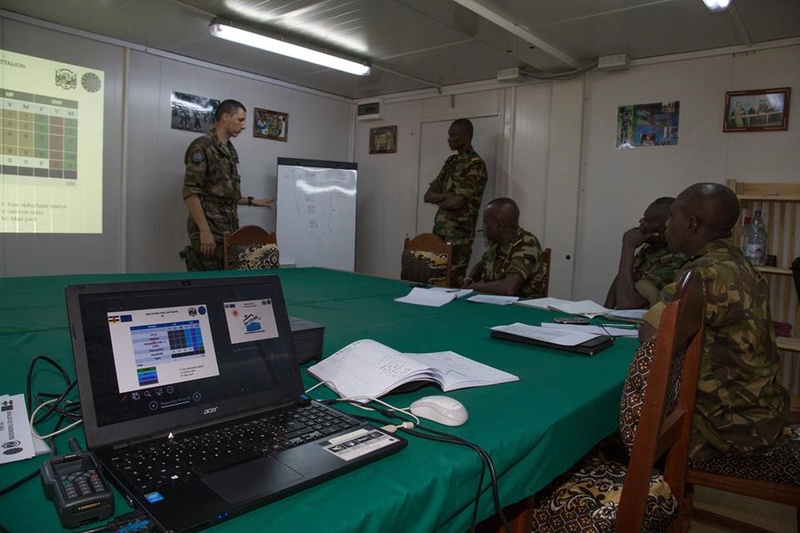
[400, 233, 453, 287]
[223, 225, 279, 270]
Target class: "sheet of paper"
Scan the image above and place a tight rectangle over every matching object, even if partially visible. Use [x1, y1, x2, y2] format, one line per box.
[516, 297, 610, 317]
[0, 394, 36, 464]
[467, 294, 519, 305]
[406, 351, 519, 389]
[603, 309, 647, 321]
[540, 322, 638, 338]
[395, 287, 456, 307]
[491, 322, 600, 346]
[428, 287, 474, 299]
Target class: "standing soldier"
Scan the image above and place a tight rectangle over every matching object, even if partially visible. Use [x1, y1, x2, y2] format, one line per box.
[182, 99, 273, 271]
[423, 118, 488, 286]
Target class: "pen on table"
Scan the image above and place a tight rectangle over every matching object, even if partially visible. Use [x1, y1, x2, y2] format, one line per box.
[597, 323, 638, 328]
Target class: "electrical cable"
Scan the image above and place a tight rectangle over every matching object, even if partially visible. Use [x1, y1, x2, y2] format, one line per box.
[353, 413, 511, 533]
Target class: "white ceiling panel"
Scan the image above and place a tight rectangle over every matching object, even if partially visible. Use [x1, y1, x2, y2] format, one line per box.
[0, 0, 798, 99]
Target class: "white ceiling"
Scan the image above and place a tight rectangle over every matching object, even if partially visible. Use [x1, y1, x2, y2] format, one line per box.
[2, 0, 799, 99]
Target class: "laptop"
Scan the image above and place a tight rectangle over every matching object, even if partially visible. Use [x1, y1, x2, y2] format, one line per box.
[65, 275, 406, 533]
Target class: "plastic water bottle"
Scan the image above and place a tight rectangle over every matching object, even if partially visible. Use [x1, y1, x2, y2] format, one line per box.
[743, 210, 767, 266]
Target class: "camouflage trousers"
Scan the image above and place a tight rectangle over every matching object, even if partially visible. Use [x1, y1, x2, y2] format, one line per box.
[181, 242, 224, 271]
[449, 241, 474, 287]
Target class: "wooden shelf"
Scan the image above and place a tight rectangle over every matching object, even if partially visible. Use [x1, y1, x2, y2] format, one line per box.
[777, 337, 800, 352]
[757, 266, 792, 276]
[737, 194, 800, 202]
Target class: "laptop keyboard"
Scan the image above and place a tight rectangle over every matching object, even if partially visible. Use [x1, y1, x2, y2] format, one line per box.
[109, 403, 361, 494]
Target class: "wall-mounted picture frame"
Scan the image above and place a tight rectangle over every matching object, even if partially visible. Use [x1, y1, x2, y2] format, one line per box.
[170, 92, 219, 134]
[723, 87, 790, 132]
[369, 125, 397, 154]
[253, 108, 288, 141]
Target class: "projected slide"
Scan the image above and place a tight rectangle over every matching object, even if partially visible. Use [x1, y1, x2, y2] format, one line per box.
[0, 49, 104, 233]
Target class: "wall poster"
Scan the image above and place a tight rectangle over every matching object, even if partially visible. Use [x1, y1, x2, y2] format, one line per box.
[616, 101, 680, 148]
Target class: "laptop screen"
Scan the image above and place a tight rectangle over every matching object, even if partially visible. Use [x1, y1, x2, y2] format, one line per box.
[66, 276, 303, 449]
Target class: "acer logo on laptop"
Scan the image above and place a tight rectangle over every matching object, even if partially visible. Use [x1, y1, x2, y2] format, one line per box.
[203, 407, 218, 415]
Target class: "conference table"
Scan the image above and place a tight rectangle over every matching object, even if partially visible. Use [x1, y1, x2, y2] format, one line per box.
[0, 268, 637, 532]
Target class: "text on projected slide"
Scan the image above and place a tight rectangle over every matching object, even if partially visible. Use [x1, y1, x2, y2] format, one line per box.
[0, 49, 104, 234]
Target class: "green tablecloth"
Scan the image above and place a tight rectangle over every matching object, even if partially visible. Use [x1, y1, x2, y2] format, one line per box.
[0, 268, 636, 532]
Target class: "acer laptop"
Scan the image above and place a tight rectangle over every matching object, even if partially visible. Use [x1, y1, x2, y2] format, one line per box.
[66, 275, 406, 533]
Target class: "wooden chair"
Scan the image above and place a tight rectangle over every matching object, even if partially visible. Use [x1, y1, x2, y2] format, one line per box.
[530, 270, 705, 532]
[400, 233, 453, 287]
[223, 225, 279, 270]
[541, 247, 552, 297]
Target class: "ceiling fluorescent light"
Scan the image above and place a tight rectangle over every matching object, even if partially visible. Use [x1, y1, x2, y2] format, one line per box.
[209, 21, 371, 76]
[702, 0, 731, 12]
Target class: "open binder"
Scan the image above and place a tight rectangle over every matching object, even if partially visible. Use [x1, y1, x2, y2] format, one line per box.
[490, 329, 614, 356]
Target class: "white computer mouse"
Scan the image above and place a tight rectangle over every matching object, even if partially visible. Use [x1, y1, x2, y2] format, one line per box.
[409, 395, 469, 426]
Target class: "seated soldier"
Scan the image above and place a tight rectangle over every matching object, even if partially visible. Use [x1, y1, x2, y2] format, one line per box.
[640, 182, 789, 461]
[605, 197, 686, 309]
[463, 198, 545, 298]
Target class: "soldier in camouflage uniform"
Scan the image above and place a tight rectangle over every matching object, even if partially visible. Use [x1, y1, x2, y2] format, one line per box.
[605, 197, 686, 309]
[424, 119, 488, 286]
[182, 100, 273, 271]
[642, 183, 788, 461]
[464, 198, 546, 298]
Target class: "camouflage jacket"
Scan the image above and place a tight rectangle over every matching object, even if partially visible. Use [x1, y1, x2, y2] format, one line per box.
[182, 130, 242, 243]
[478, 227, 546, 298]
[632, 244, 686, 305]
[644, 238, 789, 460]
[430, 147, 487, 245]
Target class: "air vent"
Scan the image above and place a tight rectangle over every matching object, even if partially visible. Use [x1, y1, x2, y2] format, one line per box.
[357, 101, 381, 121]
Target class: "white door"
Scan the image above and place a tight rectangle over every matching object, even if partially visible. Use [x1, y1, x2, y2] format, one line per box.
[416, 117, 498, 273]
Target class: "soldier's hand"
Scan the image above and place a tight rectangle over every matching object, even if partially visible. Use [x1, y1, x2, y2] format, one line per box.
[199, 229, 216, 258]
[252, 197, 275, 208]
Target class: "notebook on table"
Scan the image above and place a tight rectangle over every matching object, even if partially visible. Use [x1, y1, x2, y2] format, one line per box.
[65, 276, 406, 533]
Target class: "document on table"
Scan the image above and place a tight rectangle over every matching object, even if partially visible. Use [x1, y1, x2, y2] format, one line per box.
[307, 339, 518, 400]
[491, 322, 600, 346]
[603, 308, 647, 323]
[429, 287, 474, 299]
[516, 297, 610, 317]
[467, 294, 519, 305]
[0, 394, 36, 464]
[540, 322, 639, 338]
[395, 287, 457, 307]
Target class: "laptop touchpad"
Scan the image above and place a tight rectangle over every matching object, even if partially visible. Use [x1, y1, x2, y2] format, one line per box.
[203, 457, 303, 504]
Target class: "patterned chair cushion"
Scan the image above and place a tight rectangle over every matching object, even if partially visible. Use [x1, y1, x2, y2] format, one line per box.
[531, 453, 678, 532]
[688, 425, 800, 485]
[618, 336, 682, 454]
[401, 249, 449, 285]
[228, 243, 280, 270]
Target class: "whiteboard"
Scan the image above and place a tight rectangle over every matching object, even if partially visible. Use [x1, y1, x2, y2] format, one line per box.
[276, 158, 357, 271]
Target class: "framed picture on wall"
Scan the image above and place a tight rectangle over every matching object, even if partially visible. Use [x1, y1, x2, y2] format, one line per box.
[253, 108, 289, 141]
[723, 87, 790, 132]
[369, 126, 397, 154]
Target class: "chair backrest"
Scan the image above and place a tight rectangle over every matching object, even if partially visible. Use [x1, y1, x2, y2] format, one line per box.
[541, 247, 552, 297]
[401, 233, 453, 287]
[223, 225, 279, 270]
[615, 270, 705, 532]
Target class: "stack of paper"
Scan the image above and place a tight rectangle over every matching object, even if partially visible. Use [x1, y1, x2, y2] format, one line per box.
[466, 294, 519, 305]
[0, 394, 36, 464]
[603, 308, 647, 323]
[540, 322, 638, 338]
[516, 297, 610, 317]
[395, 287, 474, 307]
[491, 323, 600, 346]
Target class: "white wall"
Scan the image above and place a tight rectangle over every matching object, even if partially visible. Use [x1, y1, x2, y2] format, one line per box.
[0, 16, 354, 277]
[576, 44, 800, 303]
[2, 11, 798, 291]
[125, 52, 353, 273]
[353, 43, 800, 301]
